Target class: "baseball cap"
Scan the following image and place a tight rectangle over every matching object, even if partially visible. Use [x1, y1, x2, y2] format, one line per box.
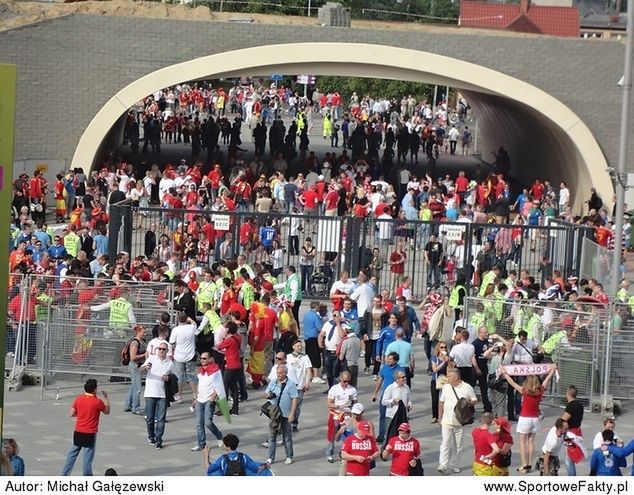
[358, 421, 371, 433]
[351, 403, 364, 415]
[398, 422, 411, 432]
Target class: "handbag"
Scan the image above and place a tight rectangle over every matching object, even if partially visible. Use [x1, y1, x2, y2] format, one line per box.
[409, 458, 425, 476]
[451, 386, 474, 426]
[260, 380, 287, 423]
[487, 373, 506, 392]
[435, 375, 449, 390]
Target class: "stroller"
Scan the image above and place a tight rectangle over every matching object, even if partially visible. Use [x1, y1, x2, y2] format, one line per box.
[309, 264, 333, 297]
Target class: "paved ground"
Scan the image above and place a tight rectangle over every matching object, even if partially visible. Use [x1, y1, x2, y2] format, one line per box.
[6, 329, 634, 476]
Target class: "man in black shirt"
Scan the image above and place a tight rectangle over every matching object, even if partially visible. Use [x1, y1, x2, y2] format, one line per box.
[561, 385, 584, 475]
[471, 326, 493, 413]
[424, 233, 443, 289]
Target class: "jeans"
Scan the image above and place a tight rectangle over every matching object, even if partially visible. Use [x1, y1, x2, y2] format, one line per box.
[124, 362, 143, 413]
[145, 396, 167, 445]
[62, 440, 96, 475]
[224, 368, 242, 414]
[268, 417, 293, 461]
[565, 457, 576, 476]
[300, 265, 313, 293]
[427, 264, 441, 288]
[323, 351, 339, 388]
[195, 400, 223, 448]
[475, 360, 492, 412]
[364, 339, 380, 375]
[377, 401, 387, 440]
[292, 389, 304, 427]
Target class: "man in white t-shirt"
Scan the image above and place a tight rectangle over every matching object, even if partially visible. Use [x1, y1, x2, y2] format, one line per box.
[349, 272, 375, 318]
[141, 343, 175, 449]
[326, 371, 358, 462]
[540, 418, 569, 475]
[146, 325, 173, 360]
[169, 312, 200, 404]
[437, 368, 477, 474]
[287, 340, 313, 432]
[319, 312, 346, 388]
[558, 182, 570, 212]
[449, 328, 478, 387]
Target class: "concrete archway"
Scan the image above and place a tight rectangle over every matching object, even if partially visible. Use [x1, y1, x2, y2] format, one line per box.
[72, 42, 612, 209]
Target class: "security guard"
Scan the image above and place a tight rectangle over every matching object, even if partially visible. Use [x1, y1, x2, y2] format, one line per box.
[479, 266, 501, 297]
[90, 288, 136, 337]
[448, 277, 467, 322]
[523, 304, 544, 343]
[196, 268, 217, 312]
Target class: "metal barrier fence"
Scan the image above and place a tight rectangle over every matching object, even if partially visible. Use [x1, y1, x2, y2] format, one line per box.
[109, 204, 589, 302]
[7, 274, 174, 397]
[464, 296, 613, 411]
[580, 237, 614, 289]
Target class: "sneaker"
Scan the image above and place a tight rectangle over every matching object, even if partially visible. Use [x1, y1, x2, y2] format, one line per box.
[359, 350, 365, 358]
[277, 439, 283, 446]
[230, 411, 239, 417]
[364, 367, 370, 374]
[292, 425, 298, 433]
[261, 441, 269, 448]
[437, 466, 448, 474]
[173, 395, 183, 404]
[123, 408, 132, 413]
[148, 437, 156, 445]
[311, 377, 325, 384]
[132, 410, 145, 416]
[451, 468, 461, 473]
[190, 445, 204, 451]
[327, 456, 334, 463]
[372, 375, 379, 381]
[285, 458, 292, 465]
[217, 440, 224, 448]
[266, 458, 273, 465]
[155, 443, 163, 450]
[321, 375, 327, 381]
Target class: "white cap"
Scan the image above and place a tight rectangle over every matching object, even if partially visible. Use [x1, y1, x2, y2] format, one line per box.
[351, 403, 364, 414]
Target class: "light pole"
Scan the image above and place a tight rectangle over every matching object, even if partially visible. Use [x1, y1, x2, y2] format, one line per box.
[610, 0, 633, 297]
[308, 0, 311, 17]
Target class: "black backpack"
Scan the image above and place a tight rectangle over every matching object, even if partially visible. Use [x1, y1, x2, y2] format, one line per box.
[451, 386, 475, 426]
[223, 453, 245, 476]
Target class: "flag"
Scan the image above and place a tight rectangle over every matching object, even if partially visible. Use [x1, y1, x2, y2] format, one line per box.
[210, 368, 231, 424]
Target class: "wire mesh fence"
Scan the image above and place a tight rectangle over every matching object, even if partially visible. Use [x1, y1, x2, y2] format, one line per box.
[463, 296, 605, 410]
[7, 274, 174, 396]
[580, 237, 615, 289]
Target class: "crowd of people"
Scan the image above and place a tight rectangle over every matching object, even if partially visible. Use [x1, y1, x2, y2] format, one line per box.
[6, 81, 634, 478]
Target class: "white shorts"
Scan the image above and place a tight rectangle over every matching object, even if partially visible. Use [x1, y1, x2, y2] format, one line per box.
[517, 416, 540, 434]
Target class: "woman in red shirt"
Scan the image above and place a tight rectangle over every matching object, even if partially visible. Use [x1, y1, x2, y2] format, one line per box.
[216, 321, 242, 416]
[490, 417, 514, 476]
[501, 365, 556, 473]
[389, 241, 407, 293]
[219, 278, 236, 316]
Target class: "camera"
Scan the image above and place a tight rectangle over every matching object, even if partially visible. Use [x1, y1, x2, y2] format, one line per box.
[268, 392, 277, 399]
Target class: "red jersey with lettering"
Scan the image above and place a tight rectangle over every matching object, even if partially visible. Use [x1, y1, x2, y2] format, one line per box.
[385, 436, 421, 476]
[72, 393, 106, 433]
[342, 435, 378, 476]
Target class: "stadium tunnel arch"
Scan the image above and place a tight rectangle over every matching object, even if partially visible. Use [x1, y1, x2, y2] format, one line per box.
[72, 42, 612, 210]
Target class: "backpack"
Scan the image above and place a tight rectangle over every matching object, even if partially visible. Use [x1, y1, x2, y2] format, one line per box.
[223, 453, 245, 476]
[120, 338, 139, 366]
[451, 386, 474, 426]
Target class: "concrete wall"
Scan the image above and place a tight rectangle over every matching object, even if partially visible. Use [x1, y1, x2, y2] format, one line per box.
[0, 14, 630, 204]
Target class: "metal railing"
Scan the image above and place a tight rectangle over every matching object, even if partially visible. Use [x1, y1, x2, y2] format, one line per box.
[464, 296, 614, 411]
[580, 237, 615, 288]
[7, 274, 174, 398]
[109, 204, 590, 302]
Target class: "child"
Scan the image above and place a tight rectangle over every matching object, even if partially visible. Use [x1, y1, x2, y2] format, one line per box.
[2, 439, 25, 476]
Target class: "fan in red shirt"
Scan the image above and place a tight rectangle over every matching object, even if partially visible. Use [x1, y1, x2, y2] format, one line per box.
[530, 180, 544, 201]
[490, 417, 514, 476]
[341, 421, 379, 476]
[472, 413, 496, 476]
[324, 187, 339, 214]
[382, 423, 421, 476]
[595, 223, 613, 248]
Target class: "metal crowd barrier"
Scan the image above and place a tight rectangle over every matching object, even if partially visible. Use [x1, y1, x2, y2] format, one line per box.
[6, 274, 174, 398]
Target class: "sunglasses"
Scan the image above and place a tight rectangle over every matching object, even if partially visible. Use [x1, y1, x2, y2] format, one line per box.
[158, 348, 168, 351]
[275, 357, 285, 361]
[439, 346, 447, 349]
